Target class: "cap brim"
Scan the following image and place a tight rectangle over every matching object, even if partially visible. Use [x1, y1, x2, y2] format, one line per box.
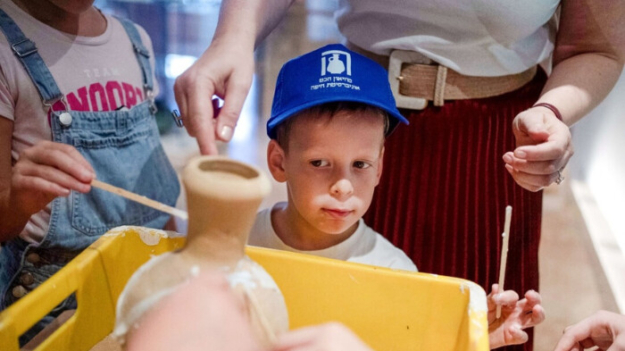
[268, 96, 408, 139]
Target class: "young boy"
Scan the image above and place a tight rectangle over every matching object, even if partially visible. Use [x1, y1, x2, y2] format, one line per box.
[249, 43, 415, 271]
[0, 0, 179, 343]
[248, 44, 544, 348]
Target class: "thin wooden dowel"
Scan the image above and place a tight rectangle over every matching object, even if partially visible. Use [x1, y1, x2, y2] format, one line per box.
[91, 179, 188, 220]
[496, 205, 512, 319]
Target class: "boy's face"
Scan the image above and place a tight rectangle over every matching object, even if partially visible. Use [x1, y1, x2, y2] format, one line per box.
[268, 110, 385, 237]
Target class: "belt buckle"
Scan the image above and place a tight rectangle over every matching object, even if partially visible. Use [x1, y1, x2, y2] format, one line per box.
[388, 50, 429, 110]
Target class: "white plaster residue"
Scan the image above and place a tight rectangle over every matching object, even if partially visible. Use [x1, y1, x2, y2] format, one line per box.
[228, 270, 257, 290]
[103, 226, 185, 245]
[460, 281, 488, 341]
[103, 226, 131, 237]
[248, 260, 281, 290]
[138, 229, 167, 246]
[190, 265, 200, 277]
[459, 282, 487, 313]
[225, 257, 281, 291]
[349, 274, 360, 284]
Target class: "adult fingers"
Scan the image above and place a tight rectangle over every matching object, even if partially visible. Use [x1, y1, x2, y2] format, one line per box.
[215, 70, 253, 142]
[514, 118, 550, 144]
[186, 78, 218, 155]
[513, 134, 572, 162]
[174, 67, 219, 155]
[505, 164, 555, 192]
[502, 152, 570, 176]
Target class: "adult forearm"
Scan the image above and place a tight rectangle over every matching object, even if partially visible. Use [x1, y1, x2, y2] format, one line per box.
[540, 0, 625, 126]
[212, 0, 295, 51]
[537, 53, 623, 126]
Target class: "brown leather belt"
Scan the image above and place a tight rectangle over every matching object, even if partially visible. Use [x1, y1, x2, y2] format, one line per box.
[347, 43, 537, 109]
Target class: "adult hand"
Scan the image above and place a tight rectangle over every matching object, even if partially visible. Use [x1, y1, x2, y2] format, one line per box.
[488, 284, 545, 349]
[503, 106, 573, 192]
[554, 310, 625, 351]
[12, 141, 94, 216]
[272, 322, 373, 351]
[174, 39, 255, 155]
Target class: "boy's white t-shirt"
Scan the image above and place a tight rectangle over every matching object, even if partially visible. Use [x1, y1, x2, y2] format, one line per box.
[249, 204, 417, 272]
[0, 0, 157, 243]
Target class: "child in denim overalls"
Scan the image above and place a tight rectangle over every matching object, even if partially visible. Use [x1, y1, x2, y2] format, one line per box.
[0, 0, 180, 343]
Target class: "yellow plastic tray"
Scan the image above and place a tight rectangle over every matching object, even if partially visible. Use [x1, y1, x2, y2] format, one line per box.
[0, 226, 489, 351]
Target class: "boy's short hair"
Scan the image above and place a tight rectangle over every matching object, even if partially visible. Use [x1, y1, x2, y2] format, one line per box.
[275, 101, 389, 152]
[267, 43, 408, 140]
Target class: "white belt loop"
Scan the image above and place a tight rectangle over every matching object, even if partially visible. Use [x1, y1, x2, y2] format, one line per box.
[434, 65, 448, 107]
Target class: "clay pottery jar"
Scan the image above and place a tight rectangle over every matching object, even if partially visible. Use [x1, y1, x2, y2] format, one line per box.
[114, 155, 289, 347]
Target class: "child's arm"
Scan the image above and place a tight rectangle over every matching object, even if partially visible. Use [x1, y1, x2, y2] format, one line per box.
[487, 284, 545, 349]
[0, 118, 94, 241]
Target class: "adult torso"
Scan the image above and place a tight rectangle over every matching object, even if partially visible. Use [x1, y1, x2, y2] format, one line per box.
[336, 0, 560, 76]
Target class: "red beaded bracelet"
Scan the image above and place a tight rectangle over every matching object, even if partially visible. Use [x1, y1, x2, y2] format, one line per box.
[533, 102, 563, 121]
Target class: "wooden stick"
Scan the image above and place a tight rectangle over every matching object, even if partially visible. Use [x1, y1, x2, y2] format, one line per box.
[496, 205, 512, 319]
[91, 179, 188, 220]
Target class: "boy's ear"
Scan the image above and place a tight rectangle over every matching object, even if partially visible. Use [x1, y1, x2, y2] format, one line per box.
[267, 140, 287, 183]
[375, 146, 384, 186]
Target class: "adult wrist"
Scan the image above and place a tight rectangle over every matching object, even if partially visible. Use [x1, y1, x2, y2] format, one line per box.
[532, 102, 563, 122]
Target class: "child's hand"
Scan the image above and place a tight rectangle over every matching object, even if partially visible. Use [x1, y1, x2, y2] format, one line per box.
[553, 310, 625, 351]
[487, 284, 545, 349]
[12, 141, 94, 215]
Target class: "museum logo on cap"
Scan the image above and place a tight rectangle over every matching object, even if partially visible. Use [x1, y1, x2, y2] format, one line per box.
[267, 43, 408, 139]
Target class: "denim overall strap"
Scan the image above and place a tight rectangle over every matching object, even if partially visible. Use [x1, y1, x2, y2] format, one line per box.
[114, 17, 154, 93]
[0, 8, 63, 105]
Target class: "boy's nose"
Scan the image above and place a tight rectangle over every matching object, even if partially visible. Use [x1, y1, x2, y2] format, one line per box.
[330, 179, 354, 198]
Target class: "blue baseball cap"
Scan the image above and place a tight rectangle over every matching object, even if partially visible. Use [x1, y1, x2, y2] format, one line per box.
[267, 44, 408, 139]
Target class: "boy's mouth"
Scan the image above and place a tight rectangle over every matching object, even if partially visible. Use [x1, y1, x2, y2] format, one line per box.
[322, 208, 353, 218]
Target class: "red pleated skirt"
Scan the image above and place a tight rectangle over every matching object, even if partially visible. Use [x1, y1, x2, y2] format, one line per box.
[364, 69, 547, 351]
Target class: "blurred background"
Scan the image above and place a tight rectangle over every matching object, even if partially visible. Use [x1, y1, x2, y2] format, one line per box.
[96, 0, 625, 349]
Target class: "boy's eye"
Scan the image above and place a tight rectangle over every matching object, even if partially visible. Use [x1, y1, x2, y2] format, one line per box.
[353, 161, 371, 169]
[310, 160, 329, 167]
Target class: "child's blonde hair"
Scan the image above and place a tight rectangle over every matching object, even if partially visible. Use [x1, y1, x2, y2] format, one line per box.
[274, 101, 389, 152]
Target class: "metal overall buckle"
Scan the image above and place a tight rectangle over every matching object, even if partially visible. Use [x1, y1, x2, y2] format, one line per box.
[145, 87, 158, 115]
